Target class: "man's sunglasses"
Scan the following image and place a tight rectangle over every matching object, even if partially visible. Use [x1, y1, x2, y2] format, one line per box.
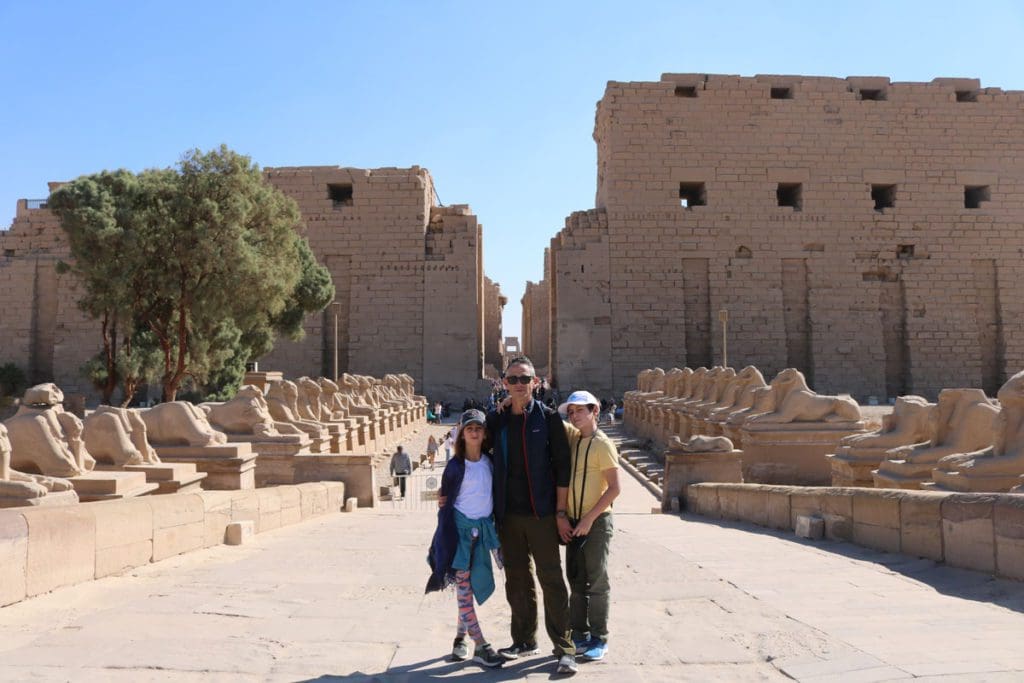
[505, 374, 534, 385]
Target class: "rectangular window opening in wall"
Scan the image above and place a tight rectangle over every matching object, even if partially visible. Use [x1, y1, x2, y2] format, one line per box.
[674, 85, 698, 98]
[327, 183, 353, 208]
[776, 183, 802, 210]
[859, 88, 886, 101]
[770, 87, 793, 100]
[679, 182, 706, 208]
[964, 185, 990, 209]
[871, 184, 896, 211]
[956, 90, 978, 103]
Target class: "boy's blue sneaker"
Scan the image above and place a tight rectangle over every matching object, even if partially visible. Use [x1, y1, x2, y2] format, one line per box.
[581, 640, 608, 661]
[573, 635, 594, 655]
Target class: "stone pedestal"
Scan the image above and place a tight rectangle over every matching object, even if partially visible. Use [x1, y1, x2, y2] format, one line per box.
[217, 433, 312, 458]
[925, 469, 1024, 493]
[828, 445, 893, 487]
[741, 422, 866, 486]
[723, 422, 746, 450]
[242, 370, 284, 393]
[154, 443, 257, 490]
[254, 453, 375, 507]
[873, 459, 938, 489]
[661, 449, 743, 511]
[0, 489, 79, 508]
[68, 471, 159, 502]
[96, 462, 207, 494]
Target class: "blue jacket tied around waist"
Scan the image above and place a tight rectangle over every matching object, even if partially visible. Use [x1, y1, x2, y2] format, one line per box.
[425, 454, 500, 603]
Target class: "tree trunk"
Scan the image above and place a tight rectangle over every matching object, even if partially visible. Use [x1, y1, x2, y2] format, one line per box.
[162, 289, 190, 403]
[101, 313, 117, 405]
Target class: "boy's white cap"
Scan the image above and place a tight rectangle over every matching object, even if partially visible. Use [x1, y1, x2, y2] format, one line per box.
[558, 390, 600, 415]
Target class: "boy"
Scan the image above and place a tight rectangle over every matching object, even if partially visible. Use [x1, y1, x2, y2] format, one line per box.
[559, 390, 621, 662]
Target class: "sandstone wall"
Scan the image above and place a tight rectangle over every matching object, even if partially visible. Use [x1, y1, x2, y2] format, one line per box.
[483, 276, 505, 374]
[0, 166, 492, 404]
[521, 273, 550, 375]
[551, 74, 1024, 399]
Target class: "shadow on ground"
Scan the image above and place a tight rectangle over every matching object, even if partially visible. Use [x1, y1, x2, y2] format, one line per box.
[299, 651, 585, 681]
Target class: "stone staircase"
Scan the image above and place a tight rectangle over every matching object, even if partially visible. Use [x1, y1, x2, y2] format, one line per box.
[602, 425, 664, 495]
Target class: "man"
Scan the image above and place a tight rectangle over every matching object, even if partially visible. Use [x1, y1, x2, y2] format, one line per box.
[389, 445, 412, 499]
[560, 390, 620, 662]
[487, 356, 577, 674]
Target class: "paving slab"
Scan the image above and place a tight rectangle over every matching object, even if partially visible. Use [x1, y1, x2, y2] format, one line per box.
[1, 428, 1024, 681]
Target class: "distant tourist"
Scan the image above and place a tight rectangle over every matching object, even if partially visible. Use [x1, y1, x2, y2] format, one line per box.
[426, 434, 439, 468]
[389, 445, 412, 499]
[425, 409, 504, 668]
[559, 390, 621, 662]
[443, 429, 455, 463]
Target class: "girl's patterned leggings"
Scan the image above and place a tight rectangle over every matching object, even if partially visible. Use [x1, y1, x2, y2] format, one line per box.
[455, 569, 485, 644]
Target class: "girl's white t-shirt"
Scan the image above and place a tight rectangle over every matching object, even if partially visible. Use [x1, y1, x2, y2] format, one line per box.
[455, 456, 494, 520]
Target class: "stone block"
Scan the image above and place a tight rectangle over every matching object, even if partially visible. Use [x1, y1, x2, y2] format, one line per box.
[22, 506, 96, 597]
[795, 514, 824, 540]
[900, 491, 946, 561]
[147, 493, 204, 530]
[299, 482, 329, 518]
[820, 490, 854, 541]
[257, 488, 283, 532]
[717, 486, 740, 520]
[765, 488, 792, 529]
[736, 487, 769, 526]
[152, 521, 205, 562]
[230, 490, 260, 525]
[280, 486, 303, 526]
[198, 491, 233, 547]
[148, 493, 206, 562]
[686, 484, 719, 517]
[91, 498, 155, 578]
[95, 540, 153, 578]
[91, 498, 153, 550]
[345, 497, 358, 513]
[993, 495, 1024, 580]
[327, 481, 348, 511]
[852, 489, 902, 553]
[225, 520, 255, 546]
[0, 510, 28, 606]
[942, 494, 997, 573]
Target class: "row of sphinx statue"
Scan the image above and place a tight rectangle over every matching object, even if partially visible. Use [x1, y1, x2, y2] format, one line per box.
[624, 365, 1024, 493]
[0, 372, 426, 507]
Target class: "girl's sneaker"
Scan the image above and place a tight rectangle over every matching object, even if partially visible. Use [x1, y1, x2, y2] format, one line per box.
[581, 640, 608, 661]
[473, 643, 504, 668]
[573, 635, 594, 655]
[451, 636, 470, 661]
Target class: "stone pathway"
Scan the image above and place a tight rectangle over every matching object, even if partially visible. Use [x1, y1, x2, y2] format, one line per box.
[1, 424, 1024, 680]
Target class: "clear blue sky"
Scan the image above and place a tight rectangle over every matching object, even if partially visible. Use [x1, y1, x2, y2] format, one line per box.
[2, 1, 1022, 339]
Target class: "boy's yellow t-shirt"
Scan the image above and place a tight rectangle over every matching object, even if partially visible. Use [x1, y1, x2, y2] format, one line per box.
[563, 421, 619, 519]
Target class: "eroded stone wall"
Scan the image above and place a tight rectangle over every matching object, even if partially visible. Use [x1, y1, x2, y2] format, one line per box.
[0, 166, 494, 404]
[549, 74, 1024, 399]
[483, 276, 505, 374]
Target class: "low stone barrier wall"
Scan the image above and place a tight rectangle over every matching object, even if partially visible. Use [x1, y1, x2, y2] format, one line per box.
[686, 483, 1024, 581]
[0, 482, 346, 608]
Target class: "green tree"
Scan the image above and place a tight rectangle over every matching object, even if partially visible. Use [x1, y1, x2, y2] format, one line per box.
[0, 362, 27, 397]
[49, 145, 334, 403]
[47, 169, 149, 404]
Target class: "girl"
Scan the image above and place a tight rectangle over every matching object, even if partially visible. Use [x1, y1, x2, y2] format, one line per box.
[426, 434, 439, 468]
[425, 409, 504, 668]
